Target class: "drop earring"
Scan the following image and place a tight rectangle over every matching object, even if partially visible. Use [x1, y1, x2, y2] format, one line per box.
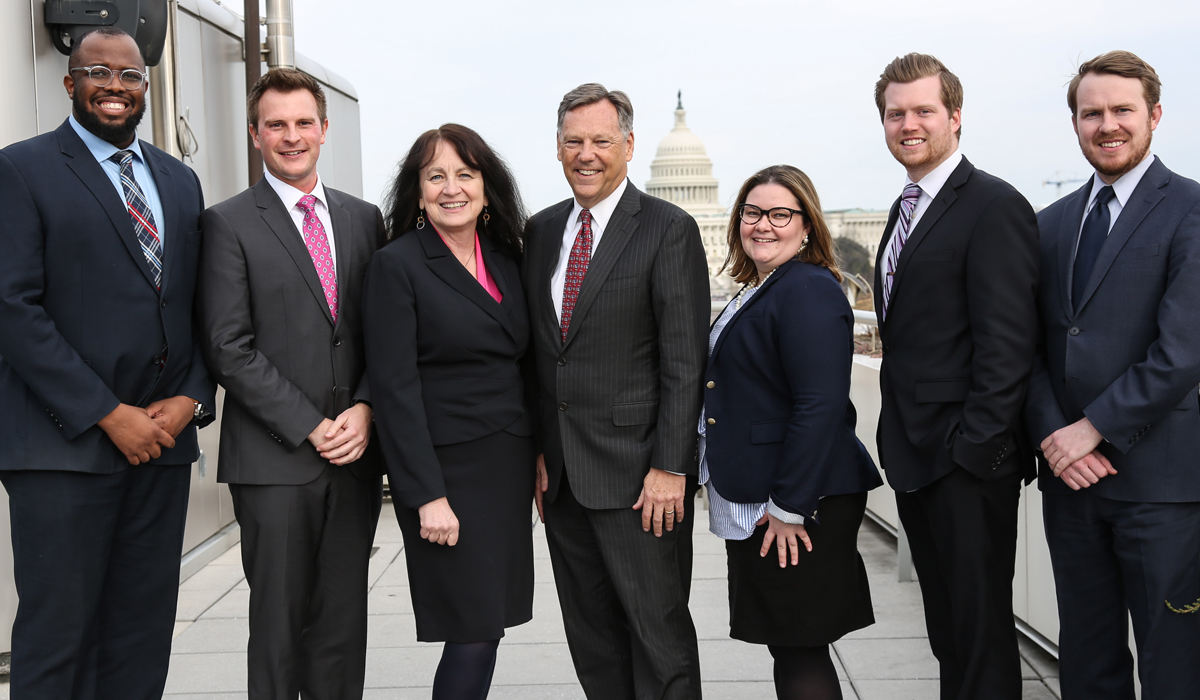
[416, 212, 425, 229]
[482, 206, 490, 228]
[798, 235, 809, 253]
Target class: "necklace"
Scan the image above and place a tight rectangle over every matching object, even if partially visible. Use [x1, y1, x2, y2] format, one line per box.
[735, 268, 776, 310]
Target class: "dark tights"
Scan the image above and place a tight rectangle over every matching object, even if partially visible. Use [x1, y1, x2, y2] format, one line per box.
[768, 644, 842, 700]
[432, 639, 500, 700]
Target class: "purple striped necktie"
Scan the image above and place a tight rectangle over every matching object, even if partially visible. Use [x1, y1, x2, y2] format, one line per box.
[882, 183, 922, 320]
[110, 150, 162, 288]
[297, 194, 339, 322]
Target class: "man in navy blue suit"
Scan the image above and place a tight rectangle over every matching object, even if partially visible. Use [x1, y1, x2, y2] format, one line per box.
[0, 28, 214, 699]
[1026, 50, 1200, 700]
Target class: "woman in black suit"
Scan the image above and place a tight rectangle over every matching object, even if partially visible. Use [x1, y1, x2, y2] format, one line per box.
[700, 165, 884, 700]
[363, 124, 533, 700]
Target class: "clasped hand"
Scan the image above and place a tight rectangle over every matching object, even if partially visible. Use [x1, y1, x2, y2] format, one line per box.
[1040, 417, 1117, 490]
[308, 403, 373, 465]
[99, 396, 195, 465]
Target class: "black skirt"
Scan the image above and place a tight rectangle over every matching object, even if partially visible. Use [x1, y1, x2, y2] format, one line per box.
[393, 430, 535, 642]
[725, 491, 875, 647]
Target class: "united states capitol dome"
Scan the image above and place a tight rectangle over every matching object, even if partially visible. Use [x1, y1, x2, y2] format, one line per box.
[645, 92, 725, 219]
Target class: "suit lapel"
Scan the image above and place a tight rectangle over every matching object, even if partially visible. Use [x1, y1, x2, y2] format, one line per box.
[254, 179, 334, 325]
[479, 233, 518, 334]
[326, 188, 353, 330]
[710, 260, 795, 363]
[1076, 158, 1169, 313]
[886, 158, 971, 319]
[536, 200, 574, 338]
[561, 183, 642, 349]
[142, 144, 178, 293]
[874, 197, 902, 328]
[419, 228, 515, 339]
[57, 122, 160, 292]
[1056, 179, 1092, 317]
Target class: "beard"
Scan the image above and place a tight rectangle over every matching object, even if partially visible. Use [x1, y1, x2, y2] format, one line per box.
[73, 91, 146, 146]
[1083, 121, 1153, 181]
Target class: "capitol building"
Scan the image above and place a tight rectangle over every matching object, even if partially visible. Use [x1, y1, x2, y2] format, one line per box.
[645, 95, 888, 299]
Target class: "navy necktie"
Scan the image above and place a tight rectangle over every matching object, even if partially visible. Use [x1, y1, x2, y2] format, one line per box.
[1072, 185, 1115, 312]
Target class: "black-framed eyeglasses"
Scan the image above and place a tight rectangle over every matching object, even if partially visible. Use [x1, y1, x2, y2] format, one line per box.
[70, 65, 149, 90]
[739, 204, 804, 227]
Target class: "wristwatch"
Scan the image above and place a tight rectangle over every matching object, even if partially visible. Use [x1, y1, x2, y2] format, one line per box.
[193, 400, 207, 421]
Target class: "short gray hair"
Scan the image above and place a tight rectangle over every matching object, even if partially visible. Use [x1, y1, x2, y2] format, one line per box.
[556, 83, 634, 139]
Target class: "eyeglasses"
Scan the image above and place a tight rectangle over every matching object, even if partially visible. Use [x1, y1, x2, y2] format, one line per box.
[70, 65, 149, 90]
[739, 204, 804, 227]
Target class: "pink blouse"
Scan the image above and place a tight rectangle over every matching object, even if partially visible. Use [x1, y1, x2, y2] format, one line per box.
[436, 228, 502, 303]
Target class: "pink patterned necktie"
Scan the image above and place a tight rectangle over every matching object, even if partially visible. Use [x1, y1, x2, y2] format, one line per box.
[882, 183, 922, 320]
[297, 194, 338, 322]
[560, 209, 593, 343]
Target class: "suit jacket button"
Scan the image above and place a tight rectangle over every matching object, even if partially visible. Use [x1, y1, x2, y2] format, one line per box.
[1069, 327, 1080, 336]
[558, 402, 568, 411]
[160, 300, 167, 308]
[707, 417, 716, 425]
[333, 337, 342, 346]
[558, 357, 566, 366]
[706, 381, 715, 389]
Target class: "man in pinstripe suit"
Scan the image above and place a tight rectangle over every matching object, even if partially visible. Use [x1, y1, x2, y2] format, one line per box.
[523, 83, 710, 700]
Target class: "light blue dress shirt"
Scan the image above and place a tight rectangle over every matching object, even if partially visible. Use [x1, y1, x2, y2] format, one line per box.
[69, 115, 167, 251]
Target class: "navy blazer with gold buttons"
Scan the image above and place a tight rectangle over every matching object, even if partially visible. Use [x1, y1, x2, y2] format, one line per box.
[702, 260, 881, 522]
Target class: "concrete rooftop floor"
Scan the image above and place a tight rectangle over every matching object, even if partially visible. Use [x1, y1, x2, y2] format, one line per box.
[159, 497, 1062, 699]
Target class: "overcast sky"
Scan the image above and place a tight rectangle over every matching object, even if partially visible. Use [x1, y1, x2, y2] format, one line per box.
[292, 0, 1200, 215]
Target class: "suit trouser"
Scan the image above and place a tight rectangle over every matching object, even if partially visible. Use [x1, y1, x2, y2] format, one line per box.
[894, 467, 1023, 700]
[0, 464, 191, 700]
[230, 463, 382, 700]
[544, 471, 702, 700]
[1044, 492, 1200, 700]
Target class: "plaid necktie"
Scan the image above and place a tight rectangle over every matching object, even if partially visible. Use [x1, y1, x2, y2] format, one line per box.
[297, 194, 339, 322]
[882, 183, 922, 320]
[110, 150, 162, 288]
[560, 209, 593, 343]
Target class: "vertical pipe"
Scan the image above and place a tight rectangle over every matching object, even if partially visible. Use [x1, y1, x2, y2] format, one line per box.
[244, 0, 262, 184]
[264, 0, 295, 69]
[148, 1, 181, 158]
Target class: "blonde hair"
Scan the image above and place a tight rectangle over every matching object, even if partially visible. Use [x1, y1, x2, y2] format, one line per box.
[874, 53, 964, 138]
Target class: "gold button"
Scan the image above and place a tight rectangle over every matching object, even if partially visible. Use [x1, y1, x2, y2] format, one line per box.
[706, 381, 715, 389]
[707, 418, 716, 425]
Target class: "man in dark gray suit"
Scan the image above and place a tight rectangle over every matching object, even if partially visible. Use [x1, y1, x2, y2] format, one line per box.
[197, 68, 385, 700]
[1026, 50, 1200, 700]
[523, 83, 709, 700]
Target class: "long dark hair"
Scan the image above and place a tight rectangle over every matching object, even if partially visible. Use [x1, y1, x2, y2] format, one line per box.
[383, 124, 526, 259]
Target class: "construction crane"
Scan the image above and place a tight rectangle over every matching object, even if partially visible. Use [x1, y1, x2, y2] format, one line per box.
[1043, 176, 1088, 199]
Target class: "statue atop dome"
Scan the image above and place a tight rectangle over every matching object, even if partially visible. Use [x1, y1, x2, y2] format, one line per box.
[677, 90, 682, 110]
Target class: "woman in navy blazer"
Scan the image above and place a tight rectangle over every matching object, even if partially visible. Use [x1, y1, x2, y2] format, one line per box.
[363, 125, 534, 700]
[701, 165, 883, 700]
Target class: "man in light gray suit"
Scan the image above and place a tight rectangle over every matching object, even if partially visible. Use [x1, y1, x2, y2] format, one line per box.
[197, 68, 385, 700]
[523, 83, 709, 700]
[1025, 50, 1200, 700]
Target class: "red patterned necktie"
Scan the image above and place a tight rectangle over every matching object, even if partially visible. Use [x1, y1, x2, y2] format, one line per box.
[297, 194, 339, 322]
[560, 209, 593, 343]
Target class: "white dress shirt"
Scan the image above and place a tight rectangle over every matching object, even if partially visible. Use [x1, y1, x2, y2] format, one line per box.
[264, 169, 338, 268]
[551, 178, 629, 322]
[881, 149, 964, 271]
[1075, 152, 1155, 251]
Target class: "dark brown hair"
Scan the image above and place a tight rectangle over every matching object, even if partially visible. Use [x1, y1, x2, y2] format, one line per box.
[247, 68, 327, 128]
[383, 124, 526, 260]
[874, 53, 964, 138]
[1067, 50, 1161, 115]
[721, 165, 842, 286]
